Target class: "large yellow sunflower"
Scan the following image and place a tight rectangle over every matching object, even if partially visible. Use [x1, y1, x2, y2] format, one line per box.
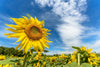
[4, 15, 52, 53]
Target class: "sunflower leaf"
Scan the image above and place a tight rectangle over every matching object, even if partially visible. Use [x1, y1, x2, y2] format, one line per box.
[72, 46, 80, 51]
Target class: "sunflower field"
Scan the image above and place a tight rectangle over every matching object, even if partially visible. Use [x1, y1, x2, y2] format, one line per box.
[0, 15, 100, 67]
[0, 46, 100, 67]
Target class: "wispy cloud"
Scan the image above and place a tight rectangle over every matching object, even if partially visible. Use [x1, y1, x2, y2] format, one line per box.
[0, 15, 13, 38]
[31, 1, 34, 6]
[0, 15, 17, 47]
[0, 15, 12, 23]
[86, 40, 100, 53]
[45, 50, 73, 55]
[35, 0, 87, 46]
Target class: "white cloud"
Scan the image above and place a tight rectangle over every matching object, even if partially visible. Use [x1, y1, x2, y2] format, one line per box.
[0, 15, 12, 23]
[0, 30, 9, 38]
[89, 40, 100, 50]
[0, 25, 12, 38]
[45, 50, 73, 55]
[78, 39, 100, 53]
[93, 40, 100, 47]
[55, 46, 71, 50]
[82, 30, 100, 38]
[35, 0, 55, 7]
[31, 2, 34, 6]
[35, 0, 87, 46]
[0, 15, 17, 41]
[0, 15, 14, 38]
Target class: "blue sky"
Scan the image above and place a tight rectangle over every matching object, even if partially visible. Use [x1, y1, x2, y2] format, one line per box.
[0, 0, 100, 55]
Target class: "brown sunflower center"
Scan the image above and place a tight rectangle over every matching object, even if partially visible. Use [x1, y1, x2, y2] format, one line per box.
[25, 25, 42, 40]
[31, 26, 40, 34]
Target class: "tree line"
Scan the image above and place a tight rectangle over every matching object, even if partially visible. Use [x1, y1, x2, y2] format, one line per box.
[0, 46, 24, 57]
[0, 46, 49, 57]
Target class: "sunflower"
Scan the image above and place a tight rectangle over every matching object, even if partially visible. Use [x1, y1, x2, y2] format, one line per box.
[4, 15, 52, 53]
[50, 56, 57, 64]
[0, 55, 5, 60]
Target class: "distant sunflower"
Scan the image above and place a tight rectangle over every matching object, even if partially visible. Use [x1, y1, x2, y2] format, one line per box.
[4, 15, 52, 53]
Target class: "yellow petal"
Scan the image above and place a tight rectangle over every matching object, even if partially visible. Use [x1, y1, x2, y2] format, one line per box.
[19, 37, 29, 51]
[32, 41, 38, 51]
[5, 24, 22, 29]
[22, 16, 29, 24]
[6, 33, 25, 38]
[37, 41, 44, 51]
[5, 28, 24, 33]
[24, 40, 32, 53]
[16, 43, 22, 50]
[29, 17, 35, 24]
[38, 20, 44, 27]
[40, 39, 49, 48]
[14, 35, 25, 43]
[35, 16, 40, 24]
[10, 18, 23, 26]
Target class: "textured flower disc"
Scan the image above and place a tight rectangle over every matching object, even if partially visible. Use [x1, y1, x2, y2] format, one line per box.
[4, 15, 52, 53]
[25, 24, 42, 40]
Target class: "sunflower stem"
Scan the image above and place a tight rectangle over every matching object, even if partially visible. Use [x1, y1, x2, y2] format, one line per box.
[78, 53, 80, 66]
[29, 53, 37, 62]
[23, 54, 27, 67]
[29, 54, 34, 62]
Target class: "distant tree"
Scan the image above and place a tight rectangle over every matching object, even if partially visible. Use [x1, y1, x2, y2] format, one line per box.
[0, 46, 5, 55]
[0, 46, 24, 57]
[0, 46, 49, 57]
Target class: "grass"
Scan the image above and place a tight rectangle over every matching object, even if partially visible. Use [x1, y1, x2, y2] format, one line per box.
[0, 58, 22, 64]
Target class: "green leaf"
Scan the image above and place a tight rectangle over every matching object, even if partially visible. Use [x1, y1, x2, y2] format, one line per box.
[72, 46, 80, 51]
[63, 64, 71, 67]
[80, 63, 92, 67]
[30, 60, 38, 64]
[44, 50, 49, 52]
[71, 62, 79, 67]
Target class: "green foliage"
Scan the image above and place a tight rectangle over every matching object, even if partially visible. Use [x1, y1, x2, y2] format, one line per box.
[0, 56, 98, 67]
[0, 58, 21, 64]
[72, 46, 91, 64]
[72, 46, 80, 51]
[0, 46, 100, 67]
[0, 46, 49, 57]
[63, 62, 92, 67]
[64, 62, 79, 67]
[0, 46, 24, 57]
[80, 63, 92, 67]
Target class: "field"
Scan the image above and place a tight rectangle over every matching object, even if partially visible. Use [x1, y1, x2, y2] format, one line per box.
[0, 46, 100, 67]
